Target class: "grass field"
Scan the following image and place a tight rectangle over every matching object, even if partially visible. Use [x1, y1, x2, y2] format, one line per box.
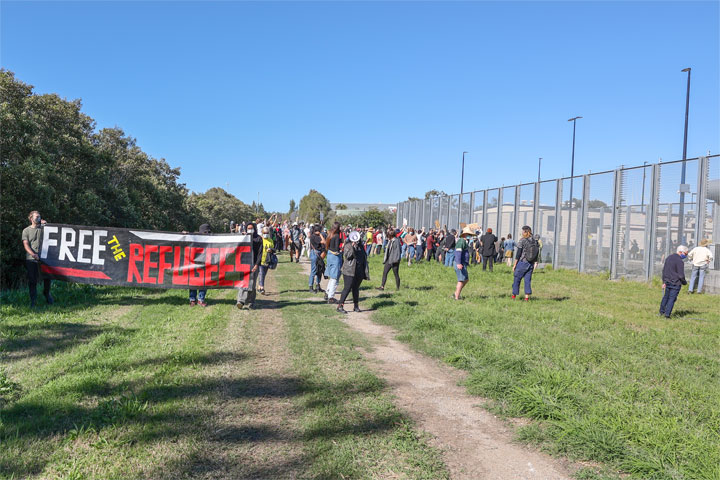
[363, 255, 720, 480]
[2, 254, 718, 480]
[0, 259, 447, 479]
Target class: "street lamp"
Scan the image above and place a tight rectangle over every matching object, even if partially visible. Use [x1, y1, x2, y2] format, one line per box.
[460, 151, 468, 196]
[678, 67, 691, 244]
[567, 117, 582, 249]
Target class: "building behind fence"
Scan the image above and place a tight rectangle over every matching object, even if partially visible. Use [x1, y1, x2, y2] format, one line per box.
[396, 155, 720, 293]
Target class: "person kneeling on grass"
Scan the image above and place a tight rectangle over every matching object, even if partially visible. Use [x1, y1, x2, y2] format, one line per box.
[660, 245, 688, 318]
[512, 225, 539, 301]
[452, 226, 473, 300]
[337, 231, 369, 314]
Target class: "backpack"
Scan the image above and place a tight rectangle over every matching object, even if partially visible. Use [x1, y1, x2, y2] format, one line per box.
[269, 252, 278, 269]
[523, 237, 539, 263]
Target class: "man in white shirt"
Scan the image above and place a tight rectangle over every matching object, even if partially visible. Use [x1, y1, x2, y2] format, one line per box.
[687, 239, 714, 294]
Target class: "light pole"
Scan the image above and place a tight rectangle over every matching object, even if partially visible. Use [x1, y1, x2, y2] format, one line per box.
[567, 117, 582, 249]
[537, 157, 542, 183]
[460, 151, 468, 196]
[678, 67, 691, 244]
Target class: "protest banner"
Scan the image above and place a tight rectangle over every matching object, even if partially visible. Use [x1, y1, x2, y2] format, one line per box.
[37, 224, 253, 289]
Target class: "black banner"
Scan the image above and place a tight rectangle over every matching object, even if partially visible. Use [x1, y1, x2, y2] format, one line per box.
[37, 224, 253, 289]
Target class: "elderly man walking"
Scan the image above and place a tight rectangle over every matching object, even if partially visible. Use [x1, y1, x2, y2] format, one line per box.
[659, 245, 688, 319]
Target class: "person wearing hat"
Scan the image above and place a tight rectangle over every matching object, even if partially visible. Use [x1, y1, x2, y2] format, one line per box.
[190, 223, 212, 307]
[687, 239, 714, 294]
[337, 230, 369, 313]
[378, 227, 402, 291]
[453, 226, 473, 300]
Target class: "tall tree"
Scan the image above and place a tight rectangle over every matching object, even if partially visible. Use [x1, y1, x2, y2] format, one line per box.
[298, 189, 331, 225]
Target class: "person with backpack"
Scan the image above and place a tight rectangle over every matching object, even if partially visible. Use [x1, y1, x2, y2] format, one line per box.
[337, 231, 369, 314]
[377, 227, 402, 291]
[512, 225, 539, 301]
[257, 226, 276, 295]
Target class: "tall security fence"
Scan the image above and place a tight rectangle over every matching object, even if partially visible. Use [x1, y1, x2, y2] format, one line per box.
[396, 155, 720, 290]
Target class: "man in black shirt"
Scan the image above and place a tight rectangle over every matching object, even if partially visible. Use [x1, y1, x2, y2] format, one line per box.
[659, 245, 688, 318]
[442, 230, 456, 267]
[480, 228, 498, 271]
[308, 226, 325, 293]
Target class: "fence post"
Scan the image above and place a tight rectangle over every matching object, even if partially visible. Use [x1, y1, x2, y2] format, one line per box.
[533, 182, 540, 234]
[695, 156, 709, 245]
[553, 180, 562, 267]
[645, 164, 660, 280]
[497, 188, 504, 238]
[609, 169, 622, 279]
[482, 190, 488, 230]
[578, 175, 590, 272]
[513, 186, 520, 239]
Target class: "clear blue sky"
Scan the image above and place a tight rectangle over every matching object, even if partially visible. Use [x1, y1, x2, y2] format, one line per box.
[2, 1, 718, 211]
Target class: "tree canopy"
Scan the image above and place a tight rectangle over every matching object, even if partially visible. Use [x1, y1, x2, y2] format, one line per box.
[298, 189, 332, 225]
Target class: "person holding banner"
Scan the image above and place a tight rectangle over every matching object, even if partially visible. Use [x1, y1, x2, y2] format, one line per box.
[189, 223, 212, 307]
[22, 210, 53, 307]
[237, 222, 263, 309]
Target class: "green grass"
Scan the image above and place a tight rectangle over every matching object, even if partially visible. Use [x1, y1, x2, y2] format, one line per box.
[363, 255, 720, 480]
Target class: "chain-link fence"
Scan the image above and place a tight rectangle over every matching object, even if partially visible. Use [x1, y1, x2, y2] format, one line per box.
[396, 155, 720, 292]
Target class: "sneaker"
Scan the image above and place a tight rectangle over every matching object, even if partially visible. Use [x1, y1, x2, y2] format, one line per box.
[199, 301, 208, 307]
[246, 303, 254, 310]
[190, 300, 197, 306]
[665, 315, 671, 319]
[336, 306, 347, 314]
[524, 297, 530, 302]
[511, 295, 516, 300]
[309, 287, 314, 293]
[328, 298, 338, 304]
[376, 286, 384, 291]
[323, 292, 328, 301]
[236, 302, 244, 309]
[353, 306, 361, 313]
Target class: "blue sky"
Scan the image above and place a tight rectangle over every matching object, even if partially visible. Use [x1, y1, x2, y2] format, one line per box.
[2, 1, 718, 211]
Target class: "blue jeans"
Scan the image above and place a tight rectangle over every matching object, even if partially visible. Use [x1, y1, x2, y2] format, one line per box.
[660, 284, 681, 316]
[688, 265, 708, 293]
[189, 289, 206, 302]
[407, 245, 416, 260]
[401, 243, 407, 259]
[309, 250, 318, 287]
[415, 244, 424, 260]
[444, 250, 455, 267]
[258, 265, 269, 288]
[512, 261, 534, 295]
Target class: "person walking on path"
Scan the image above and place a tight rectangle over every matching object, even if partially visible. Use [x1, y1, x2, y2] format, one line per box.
[324, 222, 344, 304]
[452, 226, 473, 300]
[687, 239, 713, 294]
[257, 226, 276, 295]
[503, 234, 516, 267]
[308, 225, 325, 293]
[21, 210, 53, 307]
[337, 231, 370, 314]
[189, 223, 212, 307]
[237, 222, 263, 309]
[512, 226, 539, 301]
[480, 228, 498, 271]
[289, 222, 303, 263]
[378, 228, 402, 291]
[660, 245, 688, 318]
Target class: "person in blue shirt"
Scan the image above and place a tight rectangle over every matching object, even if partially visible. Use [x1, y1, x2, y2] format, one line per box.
[503, 234, 516, 267]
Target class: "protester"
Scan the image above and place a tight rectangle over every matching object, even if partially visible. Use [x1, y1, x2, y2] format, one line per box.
[503, 234, 516, 267]
[660, 245, 688, 318]
[257, 226, 276, 295]
[236, 222, 263, 309]
[290, 222, 303, 262]
[337, 231, 369, 314]
[378, 227, 401, 291]
[425, 230, 436, 262]
[480, 228, 497, 271]
[687, 239, 713, 294]
[309, 225, 325, 293]
[365, 228, 374, 256]
[21, 210, 53, 307]
[471, 232, 481, 265]
[302, 223, 312, 258]
[404, 228, 418, 266]
[415, 229, 425, 261]
[512, 226, 539, 301]
[453, 226, 473, 300]
[324, 222, 344, 303]
[443, 229, 456, 267]
[189, 223, 212, 307]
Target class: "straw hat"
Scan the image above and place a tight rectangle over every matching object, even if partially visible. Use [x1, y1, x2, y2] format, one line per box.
[700, 239, 710, 247]
[459, 225, 475, 238]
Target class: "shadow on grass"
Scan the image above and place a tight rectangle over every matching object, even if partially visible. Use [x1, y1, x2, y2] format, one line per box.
[0, 367, 391, 478]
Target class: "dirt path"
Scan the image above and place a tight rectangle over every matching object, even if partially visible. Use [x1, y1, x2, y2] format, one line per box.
[297, 258, 572, 479]
[189, 274, 304, 479]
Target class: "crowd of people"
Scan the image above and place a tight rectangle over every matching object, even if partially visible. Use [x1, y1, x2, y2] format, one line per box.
[19, 210, 715, 318]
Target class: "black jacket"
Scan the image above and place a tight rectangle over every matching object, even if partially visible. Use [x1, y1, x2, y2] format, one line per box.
[480, 233, 497, 256]
[662, 254, 687, 286]
[443, 234, 456, 250]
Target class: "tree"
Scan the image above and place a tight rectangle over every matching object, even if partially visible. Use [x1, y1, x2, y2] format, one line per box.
[587, 199, 609, 208]
[188, 188, 254, 233]
[288, 199, 296, 215]
[298, 189, 332, 225]
[424, 190, 446, 199]
[334, 203, 348, 210]
[407, 196, 421, 202]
